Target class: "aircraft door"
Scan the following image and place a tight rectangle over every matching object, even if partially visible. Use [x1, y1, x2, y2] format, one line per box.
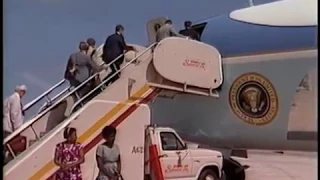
[146, 17, 167, 45]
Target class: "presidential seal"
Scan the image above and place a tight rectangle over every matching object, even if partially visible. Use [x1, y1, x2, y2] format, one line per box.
[229, 72, 279, 126]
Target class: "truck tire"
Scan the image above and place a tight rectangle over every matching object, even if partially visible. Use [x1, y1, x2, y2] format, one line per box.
[198, 169, 219, 180]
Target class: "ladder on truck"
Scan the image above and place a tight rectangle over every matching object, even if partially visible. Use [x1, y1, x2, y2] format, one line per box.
[3, 43, 156, 166]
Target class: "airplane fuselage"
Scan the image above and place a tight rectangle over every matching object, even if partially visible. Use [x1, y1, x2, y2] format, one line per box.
[148, 0, 317, 151]
[150, 50, 317, 151]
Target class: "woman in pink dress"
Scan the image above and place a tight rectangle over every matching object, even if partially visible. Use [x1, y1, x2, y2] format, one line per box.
[54, 127, 85, 180]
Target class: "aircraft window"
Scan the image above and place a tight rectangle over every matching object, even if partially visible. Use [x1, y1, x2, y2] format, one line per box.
[160, 132, 185, 151]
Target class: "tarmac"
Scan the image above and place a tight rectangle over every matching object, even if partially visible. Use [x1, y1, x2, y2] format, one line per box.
[232, 150, 317, 180]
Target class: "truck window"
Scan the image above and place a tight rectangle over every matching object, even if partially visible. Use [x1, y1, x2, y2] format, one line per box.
[160, 132, 185, 151]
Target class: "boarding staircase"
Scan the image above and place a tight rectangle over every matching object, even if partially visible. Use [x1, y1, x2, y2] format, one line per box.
[3, 17, 224, 180]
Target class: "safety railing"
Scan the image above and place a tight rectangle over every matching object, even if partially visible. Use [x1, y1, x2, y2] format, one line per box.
[4, 53, 125, 146]
[36, 60, 110, 114]
[70, 43, 156, 113]
[4, 43, 156, 164]
[20, 43, 107, 120]
[22, 79, 66, 112]
[37, 87, 71, 114]
[22, 81, 70, 122]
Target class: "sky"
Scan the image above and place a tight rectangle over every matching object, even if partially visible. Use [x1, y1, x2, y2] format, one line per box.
[4, 0, 274, 107]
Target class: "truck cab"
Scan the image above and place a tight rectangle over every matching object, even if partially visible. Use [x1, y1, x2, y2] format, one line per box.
[145, 125, 225, 180]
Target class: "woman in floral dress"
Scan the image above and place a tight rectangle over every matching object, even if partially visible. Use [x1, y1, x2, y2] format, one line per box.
[54, 127, 85, 180]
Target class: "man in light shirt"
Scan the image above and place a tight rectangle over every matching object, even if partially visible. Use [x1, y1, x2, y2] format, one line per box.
[3, 85, 27, 138]
[156, 19, 187, 42]
[86, 38, 106, 68]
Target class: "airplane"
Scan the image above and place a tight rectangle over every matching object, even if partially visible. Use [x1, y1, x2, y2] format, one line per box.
[3, 0, 317, 179]
[145, 0, 317, 152]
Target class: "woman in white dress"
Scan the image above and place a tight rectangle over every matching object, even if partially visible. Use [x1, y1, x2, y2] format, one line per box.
[96, 126, 121, 180]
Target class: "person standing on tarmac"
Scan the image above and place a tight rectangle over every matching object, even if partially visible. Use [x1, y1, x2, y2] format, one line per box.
[54, 127, 84, 180]
[102, 25, 135, 85]
[179, 21, 200, 41]
[96, 126, 122, 180]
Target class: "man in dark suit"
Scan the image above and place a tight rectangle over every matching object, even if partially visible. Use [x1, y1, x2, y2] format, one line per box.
[102, 25, 134, 85]
[179, 21, 200, 41]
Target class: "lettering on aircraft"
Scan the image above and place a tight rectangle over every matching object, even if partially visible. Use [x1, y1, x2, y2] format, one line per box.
[132, 146, 144, 154]
[183, 58, 206, 70]
[165, 164, 189, 173]
[229, 72, 279, 126]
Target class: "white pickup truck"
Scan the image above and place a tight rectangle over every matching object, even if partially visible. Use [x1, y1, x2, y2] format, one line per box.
[141, 125, 226, 180]
[91, 103, 245, 180]
[99, 104, 231, 180]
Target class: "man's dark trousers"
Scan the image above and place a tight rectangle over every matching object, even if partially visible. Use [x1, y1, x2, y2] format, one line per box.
[104, 56, 124, 85]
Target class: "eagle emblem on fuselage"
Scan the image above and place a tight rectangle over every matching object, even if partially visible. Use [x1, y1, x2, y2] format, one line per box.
[229, 72, 279, 125]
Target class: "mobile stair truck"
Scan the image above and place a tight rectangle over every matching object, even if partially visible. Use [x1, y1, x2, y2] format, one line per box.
[3, 29, 246, 180]
[3, 100, 231, 180]
[90, 103, 226, 180]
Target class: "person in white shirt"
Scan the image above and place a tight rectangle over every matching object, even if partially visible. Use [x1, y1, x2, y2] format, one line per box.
[155, 19, 187, 42]
[3, 85, 27, 138]
[86, 38, 106, 68]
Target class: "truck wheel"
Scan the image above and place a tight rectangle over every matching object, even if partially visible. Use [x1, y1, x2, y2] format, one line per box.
[198, 169, 219, 180]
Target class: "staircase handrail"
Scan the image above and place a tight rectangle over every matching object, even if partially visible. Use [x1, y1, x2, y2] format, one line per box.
[4, 53, 126, 145]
